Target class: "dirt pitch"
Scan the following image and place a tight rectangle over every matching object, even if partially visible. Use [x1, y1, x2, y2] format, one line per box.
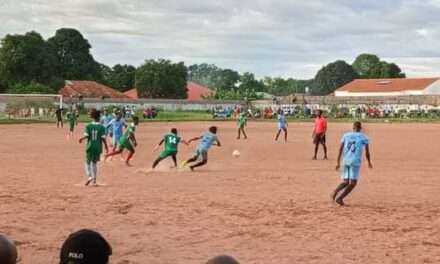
[1, 121, 440, 264]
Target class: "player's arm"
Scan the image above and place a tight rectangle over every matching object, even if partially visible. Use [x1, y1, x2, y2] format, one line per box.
[215, 138, 221, 147]
[130, 133, 137, 147]
[79, 135, 88, 144]
[365, 144, 373, 168]
[335, 143, 344, 170]
[153, 139, 165, 152]
[102, 137, 109, 153]
[188, 136, 202, 144]
[181, 139, 190, 146]
[106, 119, 114, 128]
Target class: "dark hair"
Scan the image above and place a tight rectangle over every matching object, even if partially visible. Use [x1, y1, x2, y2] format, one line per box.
[316, 109, 322, 115]
[171, 128, 178, 134]
[90, 109, 101, 121]
[0, 234, 17, 264]
[209, 126, 218, 134]
[132, 116, 139, 125]
[207, 255, 240, 264]
[354, 121, 362, 130]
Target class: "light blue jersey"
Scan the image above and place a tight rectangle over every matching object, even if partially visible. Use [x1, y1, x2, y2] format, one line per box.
[198, 132, 218, 152]
[108, 118, 125, 144]
[341, 132, 369, 166]
[278, 114, 287, 129]
[100, 114, 113, 134]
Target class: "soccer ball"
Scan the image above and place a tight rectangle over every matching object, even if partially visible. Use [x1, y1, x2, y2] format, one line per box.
[232, 150, 240, 157]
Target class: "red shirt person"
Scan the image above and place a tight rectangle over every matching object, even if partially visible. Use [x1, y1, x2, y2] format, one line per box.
[312, 109, 328, 160]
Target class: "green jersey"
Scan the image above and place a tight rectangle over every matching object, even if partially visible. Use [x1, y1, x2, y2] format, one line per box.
[120, 123, 136, 145]
[238, 114, 247, 127]
[84, 122, 106, 162]
[164, 133, 181, 152]
[67, 112, 77, 123]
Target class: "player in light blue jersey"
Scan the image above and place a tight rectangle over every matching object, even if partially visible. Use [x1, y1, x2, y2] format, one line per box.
[275, 110, 288, 142]
[107, 111, 126, 152]
[100, 110, 114, 142]
[332, 121, 373, 206]
[182, 126, 221, 171]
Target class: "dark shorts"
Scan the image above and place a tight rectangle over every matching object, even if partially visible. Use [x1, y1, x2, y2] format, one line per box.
[313, 133, 326, 144]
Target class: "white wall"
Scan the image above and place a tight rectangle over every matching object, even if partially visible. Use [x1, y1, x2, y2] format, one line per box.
[335, 90, 424, 97]
[423, 80, 440, 95]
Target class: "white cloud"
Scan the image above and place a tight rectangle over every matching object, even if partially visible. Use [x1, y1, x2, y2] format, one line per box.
[0, 0, 439, 78]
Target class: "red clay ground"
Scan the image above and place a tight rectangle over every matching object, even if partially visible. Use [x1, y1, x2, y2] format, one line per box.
[1, 122, 440, 264]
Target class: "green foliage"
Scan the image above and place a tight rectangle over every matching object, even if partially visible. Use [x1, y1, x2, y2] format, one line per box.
[212, 87, 262, 100]
[352, 53, 405, 79]
[263, 77, 314, 96]
[48, 28, 101, 80]
[188, 63, 240, 90]
[136, 59, 188, 99]
[0, 31, 59, 90]
[313, 60, 359, 95]
[103, 64, 136, 91]
[8, 82, 55, 94]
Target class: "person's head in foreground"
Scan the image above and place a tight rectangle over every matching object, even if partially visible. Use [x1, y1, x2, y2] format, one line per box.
[59, 229, 112, 264]
[353, 121, 362, 132]
[207, 255, 240, 264]
[316, 109, 322, 117]
[0, 234, 17, 264]
[90, 109, 101, 122]
[171, 128, 178, 135]
[132, 116, 139, 126]
[209, 126, 218, 134]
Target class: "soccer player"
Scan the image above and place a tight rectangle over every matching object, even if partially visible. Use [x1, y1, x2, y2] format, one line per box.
[56, 107, 63, 128]
[105, 116, 139, 166]
[312, 109, 328, 160]
[79, 109, 108, 186]
[152, 128, 188, 169]
[107, 112, 126, 152]
[332, 121, 373, 206]
[100, 110, 113, 143]
[275, 110, 288, 141]
[237, 112, 248, 139]
[182, 126, 221, 171]
[67, 109, 78, 139]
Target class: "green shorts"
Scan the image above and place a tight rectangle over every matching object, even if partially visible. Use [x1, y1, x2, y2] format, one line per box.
[119, 141, 134, 152]
[69, 121, 75, 131]
[86, 150, 102, 163]
[160, 150, 177, 159]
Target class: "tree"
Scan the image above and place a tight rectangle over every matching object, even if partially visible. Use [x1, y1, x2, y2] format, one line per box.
[352, 53, 405, 79]
[8, 82, 55, 94]
[104, 64, 136, 92]
[48, 28, 101, 80]
[136, 59, 187, 99]
[238, 72, 265, 92]
[0, 31, 59, 90]
[188, 63, 240, 90]
[352, 54, 381, 78]
[313, 60, 359, 95]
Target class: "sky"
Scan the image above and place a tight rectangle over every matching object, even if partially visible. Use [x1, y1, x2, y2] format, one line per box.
[0, 0, 440, 79]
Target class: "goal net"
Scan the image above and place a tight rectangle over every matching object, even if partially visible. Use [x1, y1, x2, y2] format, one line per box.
[0, 94, 63, 119]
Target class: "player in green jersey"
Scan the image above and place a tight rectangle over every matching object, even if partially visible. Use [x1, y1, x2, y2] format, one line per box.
[105, 116, 139, 166]
[237, 112, 248, 139]
[152, 128, 188, 169]
[79, 109, 108, 186]
[67, 109, 78, 139]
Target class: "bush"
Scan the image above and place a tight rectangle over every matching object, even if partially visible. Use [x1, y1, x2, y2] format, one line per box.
[8, 82, 55, 94]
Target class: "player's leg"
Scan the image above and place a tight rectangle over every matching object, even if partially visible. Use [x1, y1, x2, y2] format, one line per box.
[275, 129, 282, 141]
[321, 135, 328, 159]
[335, 166, 360, 206]
[91, 162, 98, 185]
[190, 152, 208, 171]
[171, 154, 177, 168]
[313, 136, 319, 160]
[105, 147, 123, 159]
[152, 156, 165, 169]
[125, 144, 135, 166]
[332, 180, 349, 201]
[241, 128, 248, 139]
[84, 161, 93, 186]
[283, 127, 288, 141]
[237, 128, 241, 139]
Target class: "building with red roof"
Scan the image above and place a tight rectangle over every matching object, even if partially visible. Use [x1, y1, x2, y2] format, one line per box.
[123, 81, 213, 100]
[335, 78, 440, 97]
[59, 80, 128, 99]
